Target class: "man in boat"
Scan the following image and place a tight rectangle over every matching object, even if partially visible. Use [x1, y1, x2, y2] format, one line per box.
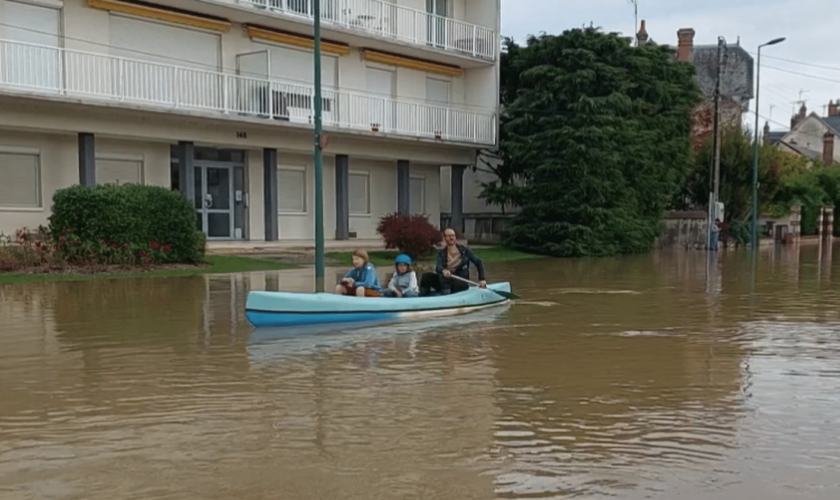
[419, 227, 487, 296]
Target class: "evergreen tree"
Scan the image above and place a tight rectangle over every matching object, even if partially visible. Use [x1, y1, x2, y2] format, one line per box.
[495, 28, 701, 257]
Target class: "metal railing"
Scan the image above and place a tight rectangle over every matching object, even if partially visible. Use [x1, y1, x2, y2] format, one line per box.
[0, 39, 496, 145]
[235, 0, 496, 60]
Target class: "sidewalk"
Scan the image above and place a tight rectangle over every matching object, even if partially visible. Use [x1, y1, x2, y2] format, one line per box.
[206, 239, 388, 256]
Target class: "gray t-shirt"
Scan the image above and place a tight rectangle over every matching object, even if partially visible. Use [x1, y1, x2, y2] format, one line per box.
[388, 271, 419, 294]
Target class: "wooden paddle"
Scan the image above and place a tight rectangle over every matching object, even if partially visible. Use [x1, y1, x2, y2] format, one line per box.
[449, 274, 519, 300]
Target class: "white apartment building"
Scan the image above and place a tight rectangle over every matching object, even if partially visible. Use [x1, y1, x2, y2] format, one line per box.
[0, 0, 499, 241]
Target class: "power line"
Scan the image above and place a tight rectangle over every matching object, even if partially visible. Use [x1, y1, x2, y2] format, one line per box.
[751, 52, 840, 73]
[762, 65, 840, 85]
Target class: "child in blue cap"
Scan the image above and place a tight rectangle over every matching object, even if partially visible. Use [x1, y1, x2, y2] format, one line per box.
[382, 254, 419, 297]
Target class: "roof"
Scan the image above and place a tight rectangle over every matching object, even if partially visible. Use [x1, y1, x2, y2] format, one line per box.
[766, 131, 786, 145]
[824, 116, 840, 136]
[690, 44, 754, 99]
[780, 140, 821, 159]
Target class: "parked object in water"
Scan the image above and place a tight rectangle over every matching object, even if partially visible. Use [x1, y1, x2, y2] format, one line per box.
[245, 282, 513, 327]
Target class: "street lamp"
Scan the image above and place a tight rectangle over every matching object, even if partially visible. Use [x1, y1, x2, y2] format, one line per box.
[751, 36, 786, 250]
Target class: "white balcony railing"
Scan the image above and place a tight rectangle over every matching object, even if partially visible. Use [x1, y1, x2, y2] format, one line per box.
[0, 39, 496, 145]
[234, 0, 496, 60]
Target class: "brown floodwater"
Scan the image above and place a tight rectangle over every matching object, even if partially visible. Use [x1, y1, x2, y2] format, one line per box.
[2, 244, 840, 499]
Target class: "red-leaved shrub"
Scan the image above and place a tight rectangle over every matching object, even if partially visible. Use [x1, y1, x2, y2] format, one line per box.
[376, 213, 443, 259]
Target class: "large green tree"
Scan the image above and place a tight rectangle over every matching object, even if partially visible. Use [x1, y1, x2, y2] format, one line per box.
[489, 28, 702, 257]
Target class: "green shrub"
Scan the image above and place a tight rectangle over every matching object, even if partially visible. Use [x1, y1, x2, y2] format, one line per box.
[49, 184, 204, 264]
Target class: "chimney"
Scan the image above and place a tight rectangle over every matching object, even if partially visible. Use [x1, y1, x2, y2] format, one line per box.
[676, 28, 695, 61]
[763, 121, 770, 145]
[637, 20, 649, 45]
[829, 100, 838, 117]
[791, 104, 808, 129]
[824, 131, 835, 166]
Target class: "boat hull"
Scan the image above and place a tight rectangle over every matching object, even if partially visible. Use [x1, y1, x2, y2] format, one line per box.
[245, 282, 512, 328]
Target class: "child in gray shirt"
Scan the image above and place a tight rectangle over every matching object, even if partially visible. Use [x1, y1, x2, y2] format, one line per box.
[382, 254, 419, 297]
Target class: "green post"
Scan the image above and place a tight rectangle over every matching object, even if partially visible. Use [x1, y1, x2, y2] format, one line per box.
[313, 0, 325, 292]
[751, 37, 786, 251]
[750, 46, 760, 251]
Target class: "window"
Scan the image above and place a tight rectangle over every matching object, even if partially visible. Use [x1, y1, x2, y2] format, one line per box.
[426, 78, 450, 105]
[96, 156, 143, 185]
[0, 149, 41, 208]
[278, 167, 306, 213]
[109, 15, 220, 70]
[1, 1, 61, 89]
[349, 172, 370, 215]
[410, 176, 425, 214]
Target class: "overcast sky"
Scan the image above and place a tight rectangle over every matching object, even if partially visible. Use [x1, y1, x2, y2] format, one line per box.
[501, 0, 838, 139]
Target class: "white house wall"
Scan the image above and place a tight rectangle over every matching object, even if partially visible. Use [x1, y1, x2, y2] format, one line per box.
[782, 116, 840, 163]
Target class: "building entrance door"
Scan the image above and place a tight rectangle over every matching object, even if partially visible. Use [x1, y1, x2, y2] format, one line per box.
[194, 162, 246, 240]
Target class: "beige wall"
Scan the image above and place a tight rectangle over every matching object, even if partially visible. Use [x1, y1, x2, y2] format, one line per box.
[440, 165, 504, 214]
[0, 130, 169, 237]
[55, 0, 491, 112]
[0, 107, 447, 240]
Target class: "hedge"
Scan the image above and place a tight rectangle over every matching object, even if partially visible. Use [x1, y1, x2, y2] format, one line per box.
[49, 184, 205, 264]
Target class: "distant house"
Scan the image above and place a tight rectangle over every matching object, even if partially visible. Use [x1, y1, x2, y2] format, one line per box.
[773, 102, 840, 166]
[640, 22, 755, 149]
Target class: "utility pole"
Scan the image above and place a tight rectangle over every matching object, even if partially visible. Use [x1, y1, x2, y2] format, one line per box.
[313, 0, 325, 292]
[709, 36, 725, 250]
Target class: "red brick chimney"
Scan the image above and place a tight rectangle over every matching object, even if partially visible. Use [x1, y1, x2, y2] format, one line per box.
[824, 131, 835, 166]
[637, 20, 649, 45]
[829, 100, 838, 117]
[676, 28, 695, 61]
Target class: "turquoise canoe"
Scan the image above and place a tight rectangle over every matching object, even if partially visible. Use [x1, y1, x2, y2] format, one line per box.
[245, 282, 513, 327]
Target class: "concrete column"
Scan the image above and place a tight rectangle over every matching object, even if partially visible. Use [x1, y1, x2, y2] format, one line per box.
[177, 141, 196, 205]
[397, 159, 410, 215]
[335, 154, 350, 240]
[450, 164, 465, 234]
[263, 148, 278, 241]
[78, 133, 96, 186]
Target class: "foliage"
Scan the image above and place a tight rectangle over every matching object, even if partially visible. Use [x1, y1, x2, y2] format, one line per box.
[49, 184, 205, 264]
[0, 227, 63, 272]
[487, 28, 702, 257]
[375, 213, 443, 260]
[677, 126, 795, 222]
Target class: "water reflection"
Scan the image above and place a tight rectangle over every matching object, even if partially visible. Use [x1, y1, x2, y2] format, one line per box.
[2, 246, 840, 499]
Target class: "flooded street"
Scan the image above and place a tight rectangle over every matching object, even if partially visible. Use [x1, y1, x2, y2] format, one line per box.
[2, 245, 840, 499]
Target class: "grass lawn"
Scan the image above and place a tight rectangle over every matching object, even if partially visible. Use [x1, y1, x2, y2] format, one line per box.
[0, 255, 298, 285]
[326, 246, 545, 267]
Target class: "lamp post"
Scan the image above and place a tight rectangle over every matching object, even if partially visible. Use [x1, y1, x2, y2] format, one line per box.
[313, 0, 325, 291]
[751, 36, 786, 250]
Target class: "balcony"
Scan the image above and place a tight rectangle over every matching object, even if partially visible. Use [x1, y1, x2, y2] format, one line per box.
[197, 0, 496, 62]
[0, 39, 496, 146]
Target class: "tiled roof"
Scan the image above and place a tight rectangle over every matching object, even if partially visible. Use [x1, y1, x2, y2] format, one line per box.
[824, 116, 840, 136]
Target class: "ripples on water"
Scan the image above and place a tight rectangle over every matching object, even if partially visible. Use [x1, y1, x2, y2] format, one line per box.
[2, 246, 840, 499]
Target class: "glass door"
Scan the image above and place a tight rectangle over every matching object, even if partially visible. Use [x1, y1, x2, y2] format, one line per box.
[426, 0, 447, 48]
[195, 164, 234, 239]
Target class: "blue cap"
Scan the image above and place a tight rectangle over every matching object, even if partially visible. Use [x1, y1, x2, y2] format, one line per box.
[394, 254, 412, 265]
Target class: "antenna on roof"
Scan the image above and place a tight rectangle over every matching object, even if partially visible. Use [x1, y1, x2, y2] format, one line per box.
[769, 104, 776, 122]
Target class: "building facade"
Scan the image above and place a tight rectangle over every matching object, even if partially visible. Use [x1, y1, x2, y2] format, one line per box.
[774, 102, 840, 166]
[0, 0, 500, 241]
